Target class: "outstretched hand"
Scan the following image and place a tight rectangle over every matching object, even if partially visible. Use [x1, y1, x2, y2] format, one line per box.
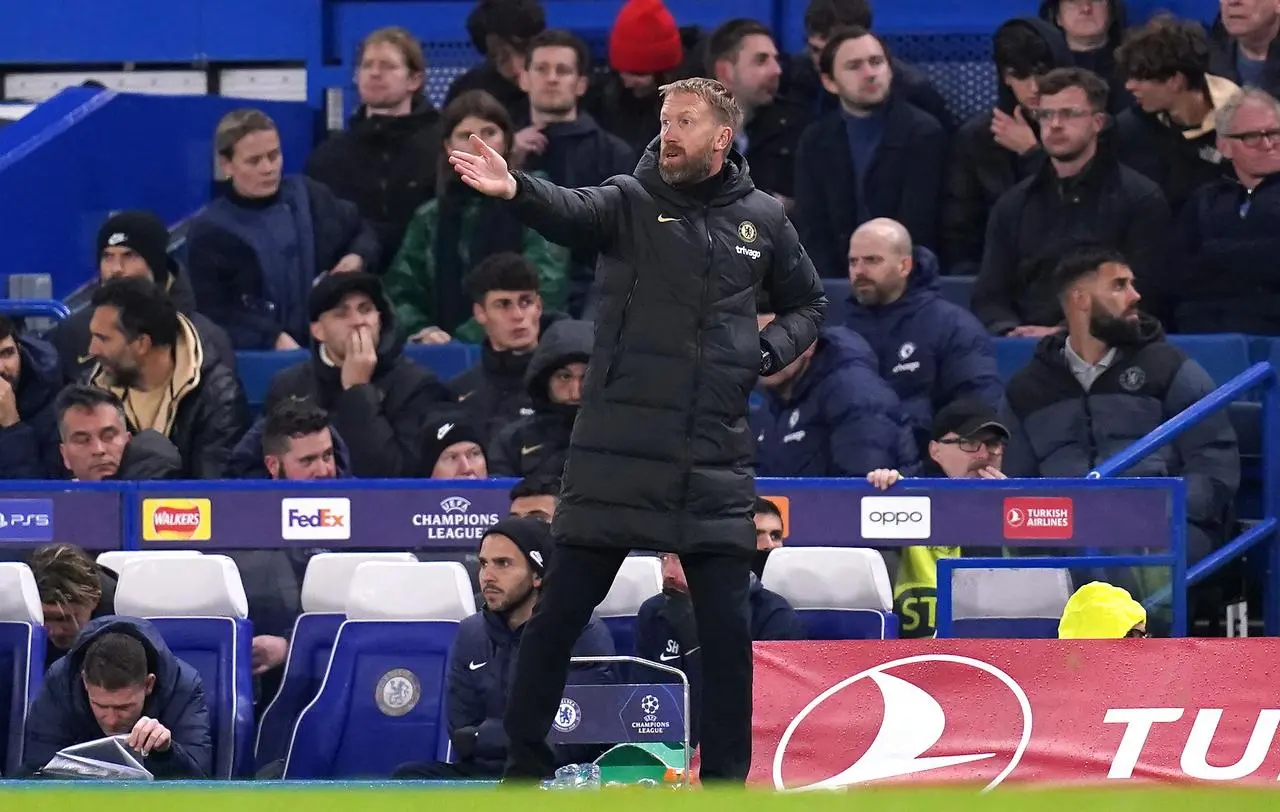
[449, 134, 518, 200]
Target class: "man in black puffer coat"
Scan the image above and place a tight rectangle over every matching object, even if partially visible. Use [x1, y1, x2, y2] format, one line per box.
[450, 76, 826, 784]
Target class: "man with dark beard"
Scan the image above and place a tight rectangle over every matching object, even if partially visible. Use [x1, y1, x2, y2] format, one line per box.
[971, 68, 1170, 337]
[1001, 245, 1239, 566]
[0, 315, 63, 478]
[448, 76, 825, 783]
[392, 518, 614, 780]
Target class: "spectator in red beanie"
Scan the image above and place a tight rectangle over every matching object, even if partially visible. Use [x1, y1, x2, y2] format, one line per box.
[588, 0, 697, 153]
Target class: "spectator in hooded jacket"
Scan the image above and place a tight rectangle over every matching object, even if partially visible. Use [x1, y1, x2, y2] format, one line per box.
[445, 0, 545, 120]
[787, 0, 955, 130]
[393, 518, 613, 779]
[419, 415, 489, 479]
[385, 91, 569, 344]
[795, 26, 947, 274]
[942, 18, 1074, 273]
[488, 319, 590, 478]
[448, 254, 565, 447]
[266, 271, 449, 478]
[0, 316, 64, 478]
[844, 219, 1003, 451]
[1209, 0, 1280, 96]
[588, 0, 691, 154]
[753, 311, 916, 478]
[1039, 0, 1135, 113]
[1166, 87, 1280, 333]
[1114, 16, 1239, 215]
[511, 29, 635, 317]
[186, 109, 380, 352]
[306, 27, 441, 271]
[23, 618, 212, 778]
[46, 211, 235, 384]
[635, 551, 802, 747]
[1002, 245, 1239, 564]
[86, 278, 247, 480]
[56, 385, 182, 482]
[971, 67, 1170, 336]
[29, 543, 118, 671]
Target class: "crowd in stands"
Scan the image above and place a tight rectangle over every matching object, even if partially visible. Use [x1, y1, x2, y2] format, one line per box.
[2, 0, 1278, 779]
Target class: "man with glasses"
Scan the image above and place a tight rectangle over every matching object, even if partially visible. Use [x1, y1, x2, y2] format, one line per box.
[866, 399, 1009, 638]
[1165, 87, 1280, 333]
[1114, 15, 1240, 215]
[972, 67, 1170, 337]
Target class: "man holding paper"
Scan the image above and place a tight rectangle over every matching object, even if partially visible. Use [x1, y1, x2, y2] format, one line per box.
[22, 617, 212, 779]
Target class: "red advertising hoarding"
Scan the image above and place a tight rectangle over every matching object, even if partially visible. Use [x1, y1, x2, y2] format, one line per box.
[750, 639, 1280, 789]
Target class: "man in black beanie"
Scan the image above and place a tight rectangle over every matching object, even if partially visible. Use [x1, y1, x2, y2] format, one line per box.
[419, 414, 488, 478]
[46, 210, 236, 384]
[265, 271, 450, 477]
[393, 517, 615, 779]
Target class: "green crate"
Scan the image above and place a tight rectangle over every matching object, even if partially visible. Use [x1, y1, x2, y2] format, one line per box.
[594, 742, 689, 785]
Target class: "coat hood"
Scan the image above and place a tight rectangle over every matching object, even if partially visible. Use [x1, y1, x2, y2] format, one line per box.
[993, 18, 1076, 113]
[65, 616, 186, 708]
[15, 335, 62, 417]
[634, 138, 757, 208]
[524, 318, 594, 404]
[790, 326, 881, 403]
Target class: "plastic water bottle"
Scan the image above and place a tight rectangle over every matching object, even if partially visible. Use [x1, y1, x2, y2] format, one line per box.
[539, 763, 601, 790]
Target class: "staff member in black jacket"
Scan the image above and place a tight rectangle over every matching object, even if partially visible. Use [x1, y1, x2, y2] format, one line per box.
[450, 76, 826, 784]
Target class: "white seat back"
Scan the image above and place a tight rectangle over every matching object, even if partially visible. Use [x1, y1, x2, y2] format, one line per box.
[301, 552, 420, 614]
[115, 554, 249, 618]
[345, 562, 475, 621]
[597, 556, 662, 617]
[952, 568, 1073, 619]
[762, 547, 892, 612]
[0, 563, 42, 624]
[97, 550, 203, 575]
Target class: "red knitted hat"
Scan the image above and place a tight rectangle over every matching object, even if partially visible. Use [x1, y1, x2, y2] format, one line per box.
[609, 0, 684, 75]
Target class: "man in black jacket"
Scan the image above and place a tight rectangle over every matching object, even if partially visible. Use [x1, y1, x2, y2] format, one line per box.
[46, 211, 235, 384]
[306, 27, 441, 271]
[488, 318, 590, 478]
[56, 385, 182, 482]
[265, 271, 450, 478]
[450, 76, 826, 783]
[943, 18, 1074, 273]
[794, 25, 947, 272]
[971, 67, 1170, 336]
[1209, 0, 1280, 96]
[448, 254, 564, 447]
[86, 278, 247, 480]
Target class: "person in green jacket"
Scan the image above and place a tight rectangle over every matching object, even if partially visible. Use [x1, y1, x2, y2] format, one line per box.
[385, 89, 568, 345]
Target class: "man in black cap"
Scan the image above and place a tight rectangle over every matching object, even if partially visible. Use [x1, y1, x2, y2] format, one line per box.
[393, 517, 614, 779]
[866, 398, 1010, 638]
[419, 415, 489, 479]
[265, 271, 450, 478]
[46, 210, 235, 384]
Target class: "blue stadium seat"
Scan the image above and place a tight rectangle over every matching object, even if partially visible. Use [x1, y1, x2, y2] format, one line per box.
[404, 343, 479, 382]
[597, 556, 662, 656]
[235, 350, 308, 416]
[820, 278, 852, 327]
[938, 275, 975, 310]
[255, 552, 418, 772]
[994, 337, 1038, 380]
[115, 555, 254, 778]
[283, 561, 477, 779]
[946, 567, 1073, 639]
[0, 564, 44, 777]
[762, 548, 899, 639]
[1169, 333, 1251, 388]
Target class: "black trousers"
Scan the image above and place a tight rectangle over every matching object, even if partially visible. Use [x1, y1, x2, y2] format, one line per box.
[502, 543, 754, 783]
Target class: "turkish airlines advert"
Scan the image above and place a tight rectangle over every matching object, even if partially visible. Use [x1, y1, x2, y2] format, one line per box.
[751, 639, 1280, 789]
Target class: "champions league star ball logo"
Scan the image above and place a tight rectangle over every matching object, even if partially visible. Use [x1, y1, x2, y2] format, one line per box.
[641, 695, 661, 719]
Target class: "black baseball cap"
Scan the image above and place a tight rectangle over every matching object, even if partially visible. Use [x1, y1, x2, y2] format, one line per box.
[931, 399, 1010, 443]
[309, 271, 386, 322]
